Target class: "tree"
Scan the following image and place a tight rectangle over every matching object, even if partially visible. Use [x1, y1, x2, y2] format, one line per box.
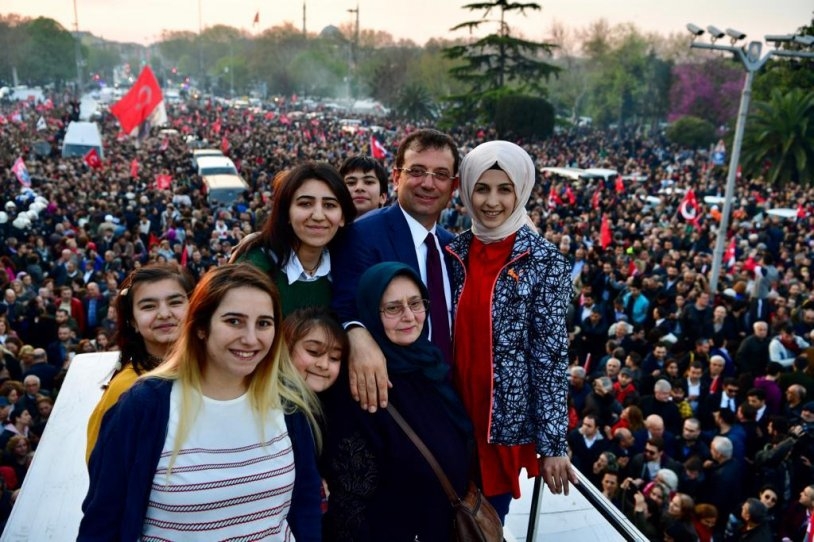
[741, 88, 814, 187]
[16, 17, 76, 85]
[442, 0, 559, 123]
[668, 59, 743, 127]
[752, 16, 814, 102]
[394, 83, 437, 121]
[666, 115, 716, 148]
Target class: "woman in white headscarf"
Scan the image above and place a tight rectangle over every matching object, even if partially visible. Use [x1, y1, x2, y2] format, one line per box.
[446, 140, 577, 521]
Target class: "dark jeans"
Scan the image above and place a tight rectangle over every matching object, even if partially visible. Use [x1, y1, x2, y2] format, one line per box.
[487, 492, 513, 524]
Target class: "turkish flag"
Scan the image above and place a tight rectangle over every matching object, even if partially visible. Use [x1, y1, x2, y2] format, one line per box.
[679, 189, 699, 226]
[83, 148, 102, 170]
[371, 135, 387, 160]
[110, 66, 163, 134]
[614, 174, 625, 194]
[600, 214, 612, 249]
[130, 158, 139, 178]
[221, 136, 230, 153]
[155, 174, 172, 190]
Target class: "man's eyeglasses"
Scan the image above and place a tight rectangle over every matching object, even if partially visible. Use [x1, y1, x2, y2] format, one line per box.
[395, 167, 456, 183]
[380, 298, 429, 318]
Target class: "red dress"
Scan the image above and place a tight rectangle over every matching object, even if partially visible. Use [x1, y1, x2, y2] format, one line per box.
[453, 234, 539, 498]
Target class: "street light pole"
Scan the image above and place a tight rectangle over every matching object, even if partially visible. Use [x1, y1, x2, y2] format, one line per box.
[72, 0, 83, 94]
[347, 4, 359, 100]
[686, 26, 814, 294]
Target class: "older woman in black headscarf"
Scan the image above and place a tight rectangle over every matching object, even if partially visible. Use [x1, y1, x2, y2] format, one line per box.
[322, 261, 472, 542]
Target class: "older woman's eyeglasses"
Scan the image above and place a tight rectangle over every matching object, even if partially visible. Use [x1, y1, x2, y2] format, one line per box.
[380, 298, 429, 318]
[395, 167, 456, 182]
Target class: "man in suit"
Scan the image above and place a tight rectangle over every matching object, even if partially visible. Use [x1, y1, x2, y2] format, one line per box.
[567, 414, 609, 472]
[332, 128, 459, 412]
[704, 436, 744, 537]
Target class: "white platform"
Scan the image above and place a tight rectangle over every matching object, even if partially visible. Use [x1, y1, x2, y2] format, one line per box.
[1, 352, 118, 542]
[504, 470, 630, 542]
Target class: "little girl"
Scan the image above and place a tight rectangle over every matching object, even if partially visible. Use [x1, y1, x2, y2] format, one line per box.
[283, 306, 348, 394]
[283, 306, 348, 513]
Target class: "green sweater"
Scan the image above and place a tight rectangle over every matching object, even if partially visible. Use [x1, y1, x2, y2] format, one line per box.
[237, 247, 332, 318]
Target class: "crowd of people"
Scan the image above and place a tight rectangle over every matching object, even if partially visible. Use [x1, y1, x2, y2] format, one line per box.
[0, 89, 813, 540]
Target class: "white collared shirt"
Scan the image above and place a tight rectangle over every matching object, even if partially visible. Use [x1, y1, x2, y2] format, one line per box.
[398, 206, 452, 333]
[283, 249, 331, 285]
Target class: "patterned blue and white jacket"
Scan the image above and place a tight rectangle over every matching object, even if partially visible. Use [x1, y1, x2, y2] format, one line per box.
[446, 224, 571, 457]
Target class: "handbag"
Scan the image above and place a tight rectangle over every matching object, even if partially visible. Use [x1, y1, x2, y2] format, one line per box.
[387, 404, 503, 542]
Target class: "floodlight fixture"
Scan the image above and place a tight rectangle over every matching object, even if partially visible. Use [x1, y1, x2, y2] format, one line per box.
[794, 35, 814, 46]
[765, 34, 794, 44]
[707, 25, 725, 40]
[686, 23, 704, 37]
[726, 28, 746, 43]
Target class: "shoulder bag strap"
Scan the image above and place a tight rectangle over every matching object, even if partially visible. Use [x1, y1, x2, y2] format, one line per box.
[386, 404, 461, 505]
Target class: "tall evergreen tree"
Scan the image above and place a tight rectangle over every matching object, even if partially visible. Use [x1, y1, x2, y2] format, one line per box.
[442, 0, 559, 123]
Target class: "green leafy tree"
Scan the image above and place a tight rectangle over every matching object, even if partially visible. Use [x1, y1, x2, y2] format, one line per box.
[17, 17, 76, 85]
[442, 0, 559, 123]
[85, 44, 121, 83]
[580, 23, 673, 129]
[752, 16, 814, 102]
[394, 83, 437, 120]
[741, 88, 814, 187]
[666, 115, 716, 148]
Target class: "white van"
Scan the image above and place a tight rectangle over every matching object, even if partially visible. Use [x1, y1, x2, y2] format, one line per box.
[62, 121, 104, 159]
[191, 148, 224, 170]
[196, 155, 237, 176]
[202, 174, 249, 208]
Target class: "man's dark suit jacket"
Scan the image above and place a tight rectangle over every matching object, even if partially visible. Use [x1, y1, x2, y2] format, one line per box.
[331, 204, 454, 323]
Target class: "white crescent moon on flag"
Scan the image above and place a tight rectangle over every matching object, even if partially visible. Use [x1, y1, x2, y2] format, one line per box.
[679, 199, 696, 221]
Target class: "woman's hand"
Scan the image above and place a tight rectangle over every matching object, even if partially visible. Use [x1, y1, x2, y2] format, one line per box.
[539, 456, 578, 496]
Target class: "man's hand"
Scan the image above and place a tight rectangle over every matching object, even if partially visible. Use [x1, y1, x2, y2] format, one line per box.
[539, 456, 578, 496]
[347, 327, 391, 412]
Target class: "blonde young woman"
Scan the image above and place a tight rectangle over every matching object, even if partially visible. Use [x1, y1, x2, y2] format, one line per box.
[79, 265, 322, 541]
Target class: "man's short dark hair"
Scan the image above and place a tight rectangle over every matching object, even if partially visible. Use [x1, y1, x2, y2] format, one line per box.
[747, 388, 766, 401]
[394, 129, 460, 174]
[647, 435, 665, 452]
[339, 156, 388, 196]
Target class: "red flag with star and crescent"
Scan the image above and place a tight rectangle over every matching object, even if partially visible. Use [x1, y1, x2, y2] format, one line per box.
[83, 148, 102, 170]
[679, 189, 700, 227]
[110, 66, 163, 135]
[371, 136, 387, 160]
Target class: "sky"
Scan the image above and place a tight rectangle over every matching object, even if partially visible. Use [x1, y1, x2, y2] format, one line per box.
[4, 0, 812, 47]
